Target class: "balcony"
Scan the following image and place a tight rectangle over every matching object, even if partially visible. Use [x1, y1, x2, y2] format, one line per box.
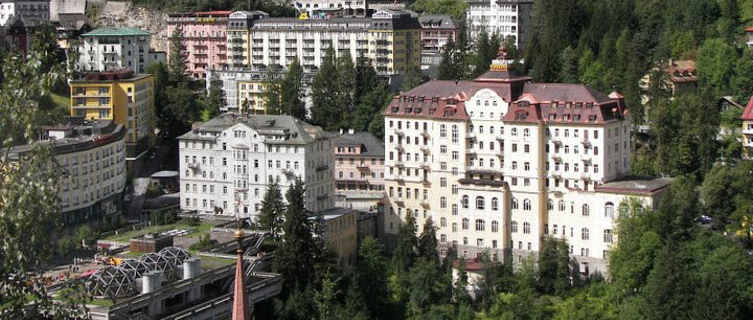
[581, 175, 591, 182]
[551, 140, 562, 147]
[420, 147, 430, 154]
[420, 164, 431, 171]
[356, 165, 370, 171]
[552, 156, 562, 163]
[187, 162, 200, 170]
[395, 144, 404, 152]
[281, 168, 295, 176]
[581, 139, 592, 147]
[582, 158, 592, 165]
[466, 136, 476, 142]
[421, 131, 430, 138]
[394, 162, 404, 169]
[421, 201, 430, 209]
[395, 130, 404, 137]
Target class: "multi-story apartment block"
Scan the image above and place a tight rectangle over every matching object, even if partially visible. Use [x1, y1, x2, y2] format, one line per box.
[227, 10, 269, 67]
[294, 0, 368, 17]
[8, 118, 127, 225]
[76, 27, 165, 73]
[418, 15, 457, 69]
[742, 96, 753, 159]
[382, 60, 670, 274]
[178, 113, 335, 219]
[0, 0, 50, 27]
[69, 70, 155, 161]
[206, 68, 315, 113]
[333, 130, 385, 210]
[466, 0, 533, 50]
[167, 11, 232, 79]
[245, 9, 419, 77]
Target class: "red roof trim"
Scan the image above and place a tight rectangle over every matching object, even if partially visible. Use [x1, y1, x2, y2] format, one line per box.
[745, 26, 753, 32]
[742, 96, 753, 121]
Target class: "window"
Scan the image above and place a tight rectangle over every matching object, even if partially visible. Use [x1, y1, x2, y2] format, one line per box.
[452, 151, 459, 160]
[475, 219, 485, 231]
[462, 218, 469, 230]
[523, 222, 531, 234]
[440, 177, 447, 187]
[440, 217, 446, 227]
[440, 196, 447, 208]
[582, 204, 589, 216]
[603, 229, 613, 243]
[511, 128, 517, 136]
[512, 198, 518, 209]
[524, 144, 530, 153]
[558, 200, 565, 211]
[452, 204, 458, 215]
[451, 125, 458, 143]
[462, 195, 469, 208]
[581, 228, 590, 240]
[547, 200, 553, 210]
[511, 221, 518, 233]
[604, 202, 614, 218]
[523, 199, 531, 211]
[476, 196, 485, 209]
[523, 128, 529, 137]
[440, 124, 447, 137]
[491, 220, 499, 232]
[452, 223, 458, 232]
[491, 197, 499, 210]
[440, 145, 447, 153]
[524, 162, 530, 171]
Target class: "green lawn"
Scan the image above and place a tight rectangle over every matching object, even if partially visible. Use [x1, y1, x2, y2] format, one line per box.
[50, 92, 70, 109]
[103, 222, 214, 242]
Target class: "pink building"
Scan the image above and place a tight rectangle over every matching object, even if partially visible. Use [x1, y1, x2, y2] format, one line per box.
[167, 11, 231, 79]
[333, 131, 386, 210]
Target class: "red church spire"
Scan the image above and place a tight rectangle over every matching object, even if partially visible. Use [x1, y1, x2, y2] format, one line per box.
[231, 227, 248, 320]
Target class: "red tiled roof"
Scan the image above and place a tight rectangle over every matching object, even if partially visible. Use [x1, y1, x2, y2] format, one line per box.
[742, 96, 753, 121]
[452, 258, 484, 271]
[388, 71, 626, 124]
[745, 26, 753, 32]
[666, 60, 697, 83]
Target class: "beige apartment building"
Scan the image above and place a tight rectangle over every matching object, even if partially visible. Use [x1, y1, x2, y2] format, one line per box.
[383, 60, 671, 275]
[333, 130, 385, 210]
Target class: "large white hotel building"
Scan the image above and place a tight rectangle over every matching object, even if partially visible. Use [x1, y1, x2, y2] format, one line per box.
[178, 113, 335, 219]
[466, 0, 533, 50]
[383, 61, 670, 274]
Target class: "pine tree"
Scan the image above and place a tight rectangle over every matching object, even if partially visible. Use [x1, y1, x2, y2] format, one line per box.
[257, 181, 285, 240]
[310, 47, 340, 130]
[401, 60, 425, 92]
[168, 24, 187, 84]
[275, 179, 316, 290]
[392, 214, 418, 274]
[417, 218, 439, 263]
[280, 59, 306, 119]
[438, 39, 465, 80]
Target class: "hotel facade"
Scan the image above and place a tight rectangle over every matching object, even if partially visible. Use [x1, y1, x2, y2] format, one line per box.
[178, 113, 335, 219]
[382, 60, 670, 274]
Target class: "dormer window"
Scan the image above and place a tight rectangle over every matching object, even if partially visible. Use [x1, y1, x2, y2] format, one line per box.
[519, 101, 529, 107]
[586, 103, 593, 108]
[589, 115, 597, 121]
[575, 102, 583, 108]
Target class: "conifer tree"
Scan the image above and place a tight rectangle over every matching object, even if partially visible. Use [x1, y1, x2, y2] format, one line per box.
[257, 181, 285, 240]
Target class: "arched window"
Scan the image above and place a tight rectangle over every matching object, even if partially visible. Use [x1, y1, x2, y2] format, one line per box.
[475, 219, 485, 231]
[523, 199, 531, 211]
[462, 218, 469, 230]
[605, 202, 614, 218]
[476, 196, 485, 210]
[491, 220, 499, 232]
[581, 228, 590, 240]
[452, 223, 457, 232]
[512, 198, 519, 209]
[582, 204, 590, 216]
[440, 196, 447, 208]
[523, 222, 531, 234]
[491, 197, 499, 210]
[440, 217, 446, 227]
[547, 199, 553, 211]
[523, 128, 530, 137]
[511, 221, 518, 233]
[558, 200, 565, 211]
[462, 195, 469, 209]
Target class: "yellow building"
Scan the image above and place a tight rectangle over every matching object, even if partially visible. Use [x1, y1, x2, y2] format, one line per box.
[237, 80, 267, 113]
[313, 208, 358, 267]
[368, 10, 422, 75]
[69, 70, 155, 160]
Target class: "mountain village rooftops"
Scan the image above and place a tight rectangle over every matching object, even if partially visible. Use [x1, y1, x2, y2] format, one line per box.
[332, 131, 385, 157]
[178, 113, 331, 145]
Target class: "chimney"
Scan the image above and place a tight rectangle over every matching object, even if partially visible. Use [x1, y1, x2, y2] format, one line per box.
[182, 258, 201, 280]
[142, 270, 162, 294]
